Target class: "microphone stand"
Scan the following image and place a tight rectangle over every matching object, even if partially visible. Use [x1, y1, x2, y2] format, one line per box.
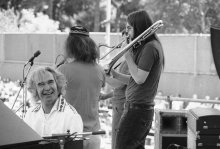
[11, 61, 34, 118]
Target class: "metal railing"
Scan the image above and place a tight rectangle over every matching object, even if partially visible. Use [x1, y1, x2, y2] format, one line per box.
[154, 95, 220, 109]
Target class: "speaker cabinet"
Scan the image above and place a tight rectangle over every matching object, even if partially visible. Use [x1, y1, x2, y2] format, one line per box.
[187, 108, 220, 149]
[155, 109, 187, 149]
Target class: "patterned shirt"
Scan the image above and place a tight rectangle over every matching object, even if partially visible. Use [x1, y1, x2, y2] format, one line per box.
[24, 96, 83, 137]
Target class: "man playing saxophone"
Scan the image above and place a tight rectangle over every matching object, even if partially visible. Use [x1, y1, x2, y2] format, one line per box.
[109, 10, 165, 149]
[57, 26, 105, 149]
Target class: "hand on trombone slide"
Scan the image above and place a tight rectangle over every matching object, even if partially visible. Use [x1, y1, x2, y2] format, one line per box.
[104, 62, 122, 77]
[124, 49, 134, 62]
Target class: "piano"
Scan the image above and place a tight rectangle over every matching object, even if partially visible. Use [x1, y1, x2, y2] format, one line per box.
[0, 101, 83, 149]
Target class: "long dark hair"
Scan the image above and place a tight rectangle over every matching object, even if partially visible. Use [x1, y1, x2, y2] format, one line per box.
[127, 10, 165, 68]
[65, 29, 99, 63]
[127, 10, 157, 43]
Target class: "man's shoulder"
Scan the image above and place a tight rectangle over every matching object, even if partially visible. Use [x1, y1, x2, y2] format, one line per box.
[144, 40, 156, 48]
[142, 40, 162, 55]
[146, 40, 162, 49]
[65, 103, 78, 114]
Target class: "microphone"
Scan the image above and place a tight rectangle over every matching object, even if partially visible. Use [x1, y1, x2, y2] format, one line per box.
[26, 50, 41, 65]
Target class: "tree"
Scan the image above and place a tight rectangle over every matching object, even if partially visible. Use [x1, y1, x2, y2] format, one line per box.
[0, 0, 23, 10]
[16, 0, 104, 31]
[111, 0, 144, 32]
[0, 9, 59, 32]
[144, 0, 220, 33]
[1, 0, 220, 33]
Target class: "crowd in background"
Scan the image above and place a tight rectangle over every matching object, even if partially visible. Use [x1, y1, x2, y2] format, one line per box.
[1, 76, 220, 149]
[1, 77, 220, 120]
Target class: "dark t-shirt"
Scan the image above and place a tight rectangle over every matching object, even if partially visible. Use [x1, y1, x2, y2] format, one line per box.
[126, 39, 164, 105]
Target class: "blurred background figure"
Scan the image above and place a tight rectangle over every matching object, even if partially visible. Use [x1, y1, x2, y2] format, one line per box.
[154, 91, 169, 110]
[171, 94, 184, 110]
[213, 97, 220, 110]
[100, 29, 129, 149]
[185, 94, 202, 110]
[57, 26, 105, 149]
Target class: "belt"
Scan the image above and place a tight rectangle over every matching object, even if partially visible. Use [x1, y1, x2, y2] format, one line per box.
[125, 103, 154, 110]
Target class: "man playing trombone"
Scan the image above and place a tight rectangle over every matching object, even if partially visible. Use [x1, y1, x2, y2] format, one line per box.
[109, 10, 165, 149]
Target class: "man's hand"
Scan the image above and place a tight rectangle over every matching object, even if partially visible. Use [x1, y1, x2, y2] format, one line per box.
[110, 68, 118, 78]
[124, 50, 133, 62]
[99, 92, 113, 100]
[104, 65, 119, 78]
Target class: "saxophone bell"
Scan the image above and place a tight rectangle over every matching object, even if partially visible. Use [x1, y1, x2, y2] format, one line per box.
[55, 54, 66, 68]
[56, 59, 66, 68]
[99, 39, 126, 60]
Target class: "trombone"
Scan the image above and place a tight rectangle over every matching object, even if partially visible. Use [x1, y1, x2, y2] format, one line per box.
[105, 20, 164, 75]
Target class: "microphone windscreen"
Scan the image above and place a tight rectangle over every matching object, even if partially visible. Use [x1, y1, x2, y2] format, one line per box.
[34, 50, 41, 57]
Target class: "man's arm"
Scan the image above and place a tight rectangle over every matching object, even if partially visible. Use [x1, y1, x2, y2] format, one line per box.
[67, 109, 83, 133]
[110, 69, 131, 85]
[99, 91, 114, 100]
[106, 75, 127, 88]
[125, 51, 149, 84]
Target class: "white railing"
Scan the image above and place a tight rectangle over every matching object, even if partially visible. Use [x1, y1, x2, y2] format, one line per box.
[155, 95, 220, 109]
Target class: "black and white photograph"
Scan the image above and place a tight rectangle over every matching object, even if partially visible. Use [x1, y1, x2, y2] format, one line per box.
[0, 0, 220, 149]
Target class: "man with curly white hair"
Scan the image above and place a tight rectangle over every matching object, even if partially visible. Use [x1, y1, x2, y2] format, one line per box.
[24, 66, 83, 137]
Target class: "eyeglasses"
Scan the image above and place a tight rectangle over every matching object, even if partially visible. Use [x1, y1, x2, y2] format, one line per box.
[126, 25, 133, 31]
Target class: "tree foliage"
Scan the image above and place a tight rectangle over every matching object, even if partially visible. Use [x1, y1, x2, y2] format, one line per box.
[144, 0, 220, 33]
[1, 0, 220, 33]
[0, 8, 59, 32]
